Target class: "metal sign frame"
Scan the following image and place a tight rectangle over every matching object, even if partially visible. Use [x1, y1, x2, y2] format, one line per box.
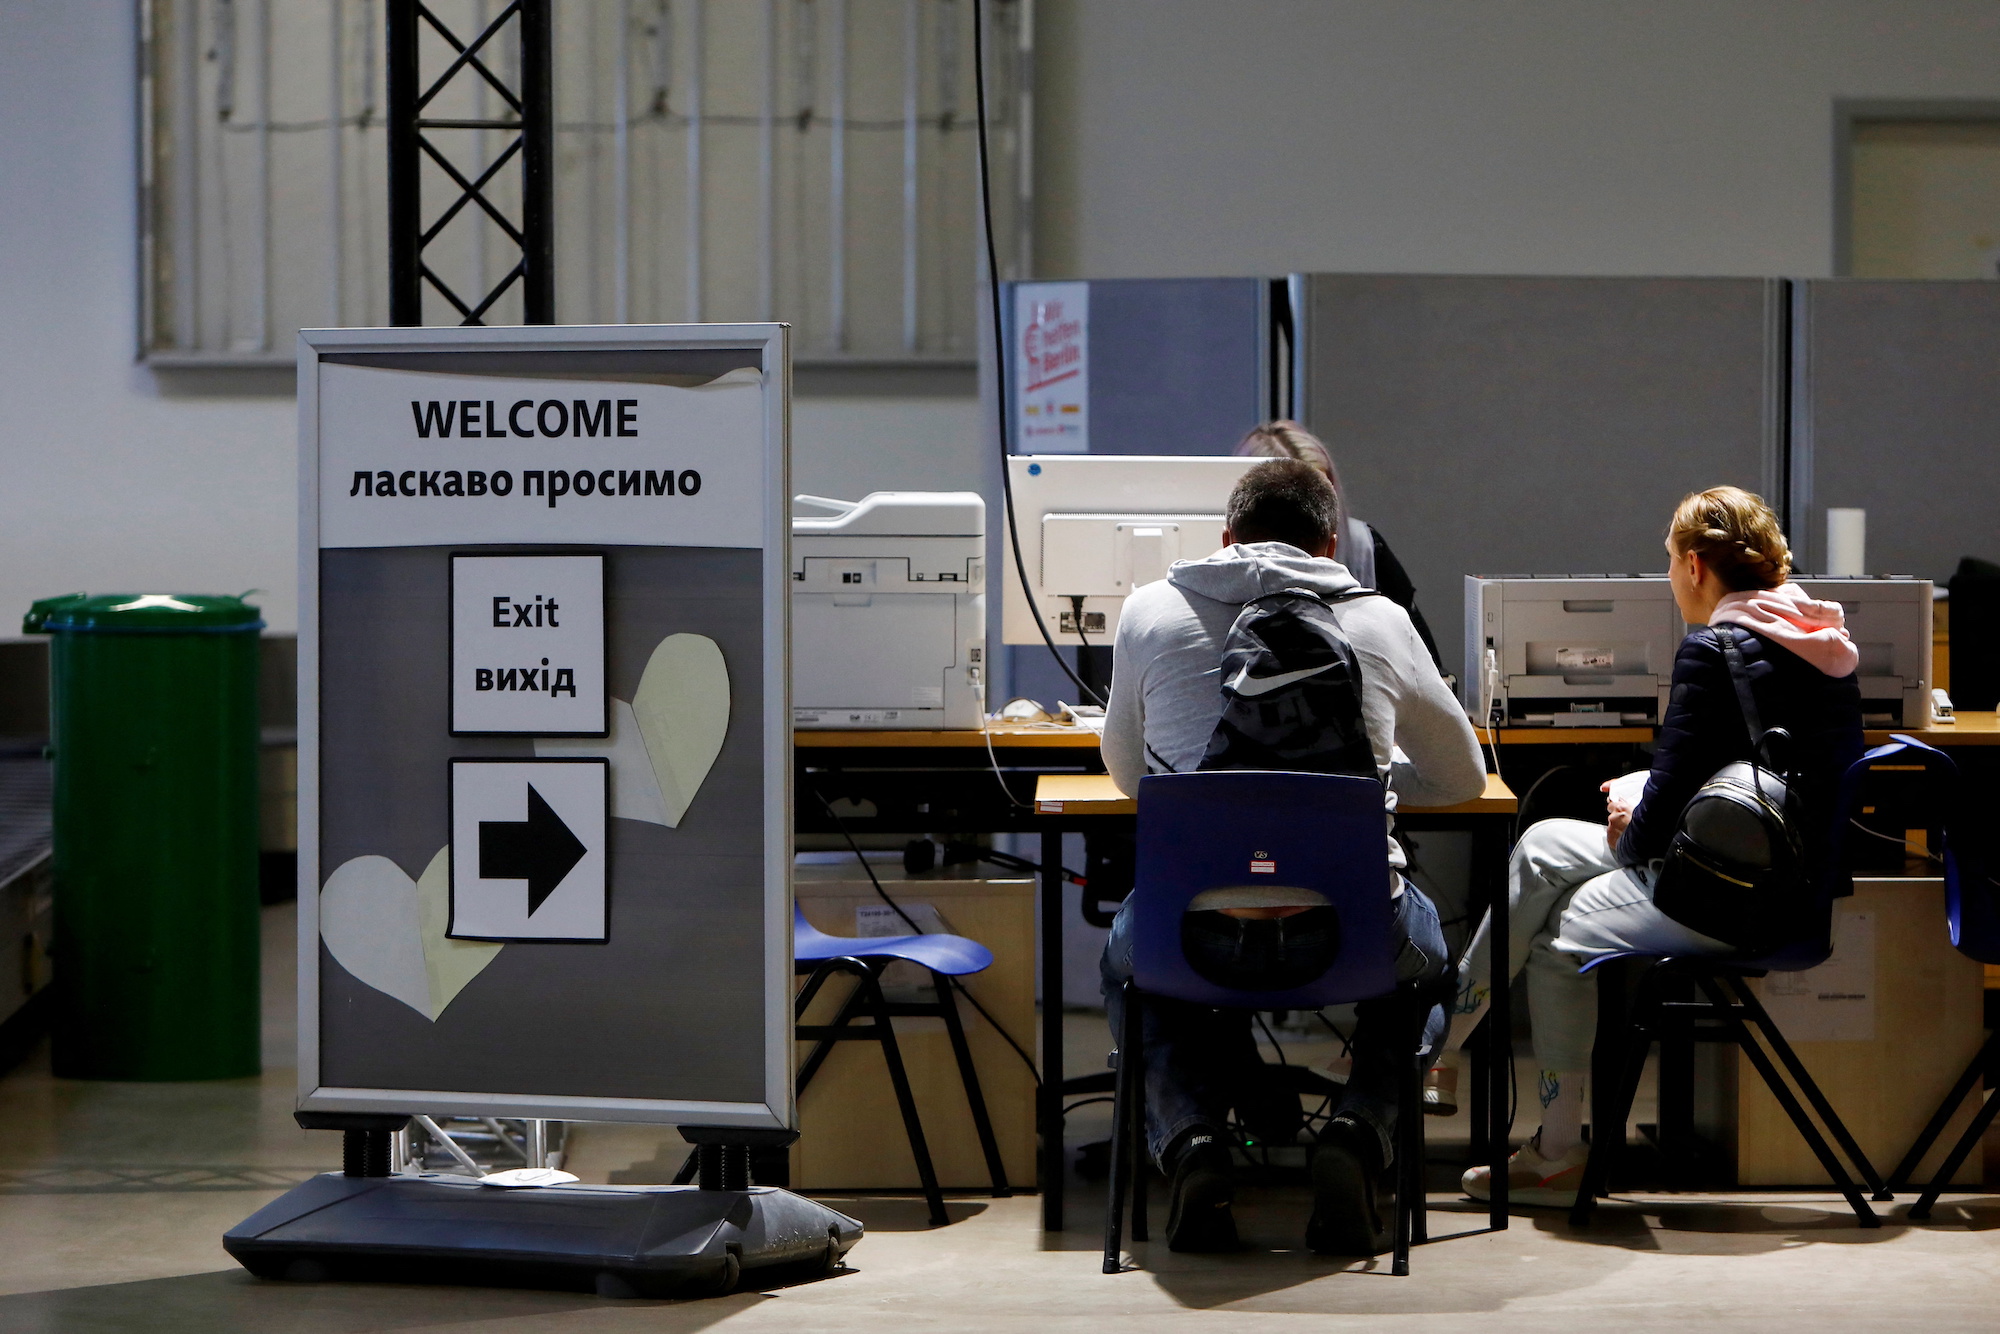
[296, 322, 793, 1128]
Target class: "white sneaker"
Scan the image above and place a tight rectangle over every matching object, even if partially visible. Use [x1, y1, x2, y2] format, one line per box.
[1461, 1137, 1590, 1208]
[1422, 1061, 1458, 1117]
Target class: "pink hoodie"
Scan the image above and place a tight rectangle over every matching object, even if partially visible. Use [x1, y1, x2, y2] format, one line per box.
[1709, 583, 1859, 678]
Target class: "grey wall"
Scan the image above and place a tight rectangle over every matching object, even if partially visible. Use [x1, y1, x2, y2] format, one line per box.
[1034, 1, 2000, 281]
[1797, 280, 2000, 581]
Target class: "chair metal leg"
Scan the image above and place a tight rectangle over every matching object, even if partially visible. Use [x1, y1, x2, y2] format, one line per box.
[1129, 1061, 1151, 1244]
[795, 975, 871, 1096]
[1408, 1054, 1428, 1246]
[1724, 974, 1889, 1200]
[1469, 1032, 1490, 1161]
[1889, 1031, 1997, 1194]
[860, 970, 949, 1227]
[1103, 982, 1143, 1274]
[1655, 1007, 1697, 1190]
[1696, 974, 1878, 1228]
[1570, 964, 1654, 1228]
[1910, 1081, 2000, 1220]
[1392, 1057, 1416, 1275]
[1487, 863, 1512, 1232]
[931, 971, 1012, 1198]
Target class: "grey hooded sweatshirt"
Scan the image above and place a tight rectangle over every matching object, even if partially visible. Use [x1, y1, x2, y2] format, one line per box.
[1102, 542, 1486, 878]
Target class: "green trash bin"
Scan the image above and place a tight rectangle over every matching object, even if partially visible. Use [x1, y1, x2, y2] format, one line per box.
[24, 593, 264, 1080]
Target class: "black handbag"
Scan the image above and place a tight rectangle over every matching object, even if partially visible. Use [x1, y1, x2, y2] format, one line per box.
[1649, 628, 1811, 954]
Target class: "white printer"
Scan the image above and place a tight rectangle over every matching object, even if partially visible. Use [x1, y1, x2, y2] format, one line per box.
[1465, 574, 1935, 729]
[792, 491, 986, 730]
[1794, 577, 1934, 728]
[1464, 576, 1684, 728]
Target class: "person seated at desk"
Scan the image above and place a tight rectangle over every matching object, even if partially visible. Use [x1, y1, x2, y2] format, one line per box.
[1452, 486, 1864, 1206]
[1234, 420, 1445, 670]
[1099, 459, 1487, 1253]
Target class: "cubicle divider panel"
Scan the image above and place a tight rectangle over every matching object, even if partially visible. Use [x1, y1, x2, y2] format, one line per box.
[1795, 280, 2000, 582]
[1292, 274, 1786, 676]
[297, 324, 794, 1130]
[1002, 277, 1273, 457]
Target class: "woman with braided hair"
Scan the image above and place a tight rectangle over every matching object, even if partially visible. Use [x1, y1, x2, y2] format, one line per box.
[1453, 486, 1863, 1206]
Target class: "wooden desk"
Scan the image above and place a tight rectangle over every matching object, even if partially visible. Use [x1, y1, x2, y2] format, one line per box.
[1030, 771, 1520, 817]
[1879, 710, 2000, 746]
[1472, 711, 2000, 749]
[1477, 726, 1657, 746]
[796, 721, 1103, 750]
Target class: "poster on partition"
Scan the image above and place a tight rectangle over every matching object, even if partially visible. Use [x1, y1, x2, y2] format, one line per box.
[1013, 281, 1089, 452]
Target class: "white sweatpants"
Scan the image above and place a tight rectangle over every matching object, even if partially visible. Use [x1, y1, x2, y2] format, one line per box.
[1458, 818, 1734, 1072]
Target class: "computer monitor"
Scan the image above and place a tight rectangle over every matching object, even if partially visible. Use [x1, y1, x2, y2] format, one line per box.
[1001, 455, 1260, 646]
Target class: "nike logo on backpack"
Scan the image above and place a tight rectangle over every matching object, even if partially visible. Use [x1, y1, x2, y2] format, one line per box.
[1225, 660, 1338, 697]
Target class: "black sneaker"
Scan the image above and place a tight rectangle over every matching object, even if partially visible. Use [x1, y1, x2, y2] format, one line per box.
[1306, 1116, 1390, 1256]
[1164, 1133, 1239, 1253]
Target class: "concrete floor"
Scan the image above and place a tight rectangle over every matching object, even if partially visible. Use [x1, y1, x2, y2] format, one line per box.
[1, 903, 1998, 1331]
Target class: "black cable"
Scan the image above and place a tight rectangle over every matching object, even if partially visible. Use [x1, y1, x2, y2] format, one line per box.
[1252, 1012, 1291, 1067]
[972, 0, 1104, 710]
[1313, 1010, 1354, 1058]
[811, 788, 1043, 1086]
[1847, 817, 1946, 863]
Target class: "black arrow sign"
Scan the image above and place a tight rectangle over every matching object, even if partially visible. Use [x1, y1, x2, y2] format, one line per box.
[479, 784, 587, 915]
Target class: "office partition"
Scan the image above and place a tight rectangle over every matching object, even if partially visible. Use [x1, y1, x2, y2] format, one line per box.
[1292, 274, 1786, 674]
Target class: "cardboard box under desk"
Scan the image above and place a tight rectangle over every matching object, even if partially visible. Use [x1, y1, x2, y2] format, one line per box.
[792, 869, 1038, 1191]
[1736, 876, 1986, 1187]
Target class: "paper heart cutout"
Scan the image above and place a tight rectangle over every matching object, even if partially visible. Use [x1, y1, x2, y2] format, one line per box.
[320, 847, 503, 1022]
[539, 633, 729, 829]
[631, 634, 730, 827]
[538, 697, 671, 825]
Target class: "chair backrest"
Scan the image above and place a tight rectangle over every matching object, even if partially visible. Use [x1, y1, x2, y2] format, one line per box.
[1839, 734, 1997, 963]
[1755, 732, 1976, 971]
[1130, 770, 1396, 1009]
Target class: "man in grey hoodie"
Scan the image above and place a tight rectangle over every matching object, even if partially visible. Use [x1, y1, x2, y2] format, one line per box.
[1099, 460, 1487, 1255]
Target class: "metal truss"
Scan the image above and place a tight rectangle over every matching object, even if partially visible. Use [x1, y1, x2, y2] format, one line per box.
[386, 0, 553, 326]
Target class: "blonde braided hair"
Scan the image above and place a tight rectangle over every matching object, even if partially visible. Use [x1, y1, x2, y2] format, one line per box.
[1668, 486, 1790, 592]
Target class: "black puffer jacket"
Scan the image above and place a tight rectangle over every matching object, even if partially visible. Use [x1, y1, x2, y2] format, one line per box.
[1620, 625, 1864, 888]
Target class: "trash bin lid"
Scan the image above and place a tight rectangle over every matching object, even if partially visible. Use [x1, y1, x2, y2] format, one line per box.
[23, 593, 265, 634]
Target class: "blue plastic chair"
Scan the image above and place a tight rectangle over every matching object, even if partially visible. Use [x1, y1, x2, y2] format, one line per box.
[1860, 736, 1999, 1216]
[1104, 770, 1441, 1276]
[790, 903, 1010, 1225]
[1566, 743, 1903, 1229]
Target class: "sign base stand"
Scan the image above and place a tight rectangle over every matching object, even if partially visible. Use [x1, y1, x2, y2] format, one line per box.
[224, 1172, 863, 1299]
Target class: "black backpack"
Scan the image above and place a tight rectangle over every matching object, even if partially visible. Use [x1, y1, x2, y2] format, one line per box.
[1649, 628, 1811, 954]
[1189, 587, 1380, 777]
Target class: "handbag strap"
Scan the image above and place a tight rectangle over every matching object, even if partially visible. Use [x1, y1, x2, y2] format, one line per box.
[1717, 625, 1767, 746]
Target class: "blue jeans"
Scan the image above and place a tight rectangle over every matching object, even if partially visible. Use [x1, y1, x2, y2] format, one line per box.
[1101, 884, 1452, 1170]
